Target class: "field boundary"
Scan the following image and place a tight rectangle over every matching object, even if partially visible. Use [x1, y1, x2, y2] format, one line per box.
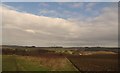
[65, 57, 83, 72]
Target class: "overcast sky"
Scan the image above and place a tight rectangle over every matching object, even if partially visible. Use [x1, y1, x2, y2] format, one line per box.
[1, 2, 118, 47]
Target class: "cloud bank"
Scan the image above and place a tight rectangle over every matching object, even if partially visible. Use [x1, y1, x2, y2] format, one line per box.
[1, 4, 118, 47]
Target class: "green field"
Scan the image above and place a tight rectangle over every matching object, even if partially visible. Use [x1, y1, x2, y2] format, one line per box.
[2, 55, 77, 71]
[2, 55, 49, 71]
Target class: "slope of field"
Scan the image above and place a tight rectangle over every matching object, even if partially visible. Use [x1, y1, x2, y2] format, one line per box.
[67, 54, 118, 71]
[2, 55, 77, 71]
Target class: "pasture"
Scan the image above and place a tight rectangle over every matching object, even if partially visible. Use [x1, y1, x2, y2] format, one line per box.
[2, 55, 77, 71]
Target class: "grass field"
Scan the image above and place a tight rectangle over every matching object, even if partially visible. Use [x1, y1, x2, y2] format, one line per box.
[2, 55, 77, 71]
[2, 55, 49, 71]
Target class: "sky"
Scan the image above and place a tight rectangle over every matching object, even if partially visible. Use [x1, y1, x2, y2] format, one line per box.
[1, 0, 119, 2]
[1, 2, 118, 47]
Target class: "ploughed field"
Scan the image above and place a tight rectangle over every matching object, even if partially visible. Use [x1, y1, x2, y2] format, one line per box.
[2, 46, 118, 71]
[67, 54, 118, 71]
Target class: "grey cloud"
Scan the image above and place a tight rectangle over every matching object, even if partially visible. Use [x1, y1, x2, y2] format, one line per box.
[1, 5, 118, 47]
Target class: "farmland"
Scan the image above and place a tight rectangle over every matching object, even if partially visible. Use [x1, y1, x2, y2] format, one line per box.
[2, 55, 77, 71]
[2, 45, 119, 72]
[2, 55, 49, 71]
[67, 54, 118, 71]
